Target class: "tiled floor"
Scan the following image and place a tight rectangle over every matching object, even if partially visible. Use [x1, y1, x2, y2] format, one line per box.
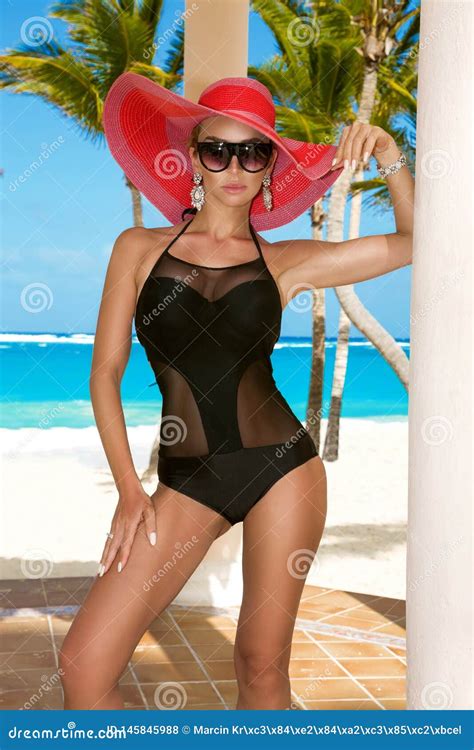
[0, 578, 406, 710]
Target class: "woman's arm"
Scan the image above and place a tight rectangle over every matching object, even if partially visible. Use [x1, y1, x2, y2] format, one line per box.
[270, 126, 414, 294]
[90, 226, 156, 574]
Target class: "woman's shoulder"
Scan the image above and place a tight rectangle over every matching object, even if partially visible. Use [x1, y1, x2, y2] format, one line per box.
[112, 225, 179, 264]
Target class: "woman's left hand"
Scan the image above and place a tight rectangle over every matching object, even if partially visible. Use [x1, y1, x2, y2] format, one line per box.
[330, 124, 398, 171]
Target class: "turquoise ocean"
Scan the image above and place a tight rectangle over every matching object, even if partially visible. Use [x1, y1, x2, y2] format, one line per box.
[0, 334, 409, 429]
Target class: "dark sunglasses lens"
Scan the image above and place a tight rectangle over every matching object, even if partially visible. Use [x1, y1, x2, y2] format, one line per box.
[239, 142, 272, 171]
[198, 143, 229, 171]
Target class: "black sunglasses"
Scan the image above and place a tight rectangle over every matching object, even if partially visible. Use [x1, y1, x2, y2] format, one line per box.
[196, 140, 273, 173]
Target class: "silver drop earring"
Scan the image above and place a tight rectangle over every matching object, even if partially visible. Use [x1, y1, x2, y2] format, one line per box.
[262, 172, 273, 212]
[190, 171, 205, 211]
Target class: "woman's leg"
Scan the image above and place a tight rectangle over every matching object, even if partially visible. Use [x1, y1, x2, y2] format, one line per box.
[234, 455, 327, 709]
[59, 483, 231, 709]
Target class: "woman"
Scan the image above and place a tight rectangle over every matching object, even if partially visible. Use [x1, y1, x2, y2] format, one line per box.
[59, 74, 414, 710]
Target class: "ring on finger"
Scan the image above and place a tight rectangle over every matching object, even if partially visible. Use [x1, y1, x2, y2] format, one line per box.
[106, 532, 114, 540]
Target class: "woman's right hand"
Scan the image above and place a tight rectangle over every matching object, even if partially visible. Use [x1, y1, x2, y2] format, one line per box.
[98, 484, 157, 576]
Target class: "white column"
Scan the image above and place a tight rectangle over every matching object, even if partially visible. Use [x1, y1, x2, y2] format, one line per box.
[407, 0, 472, 709]
[175, 0, 251, 607]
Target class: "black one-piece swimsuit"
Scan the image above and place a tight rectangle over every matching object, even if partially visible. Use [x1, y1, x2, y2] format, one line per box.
[134, 216, 318, 526]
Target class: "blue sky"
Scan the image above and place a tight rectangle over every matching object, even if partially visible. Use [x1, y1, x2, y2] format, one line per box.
[1, 0, 412, 338]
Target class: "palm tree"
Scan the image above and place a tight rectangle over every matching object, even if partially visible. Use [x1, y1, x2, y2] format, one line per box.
[0, 0, 185, 479]
[249, 0, 362, 451]
[322, 0, 419, 460]
[250, 0, 417, 457]
[0, 0, 184, 225]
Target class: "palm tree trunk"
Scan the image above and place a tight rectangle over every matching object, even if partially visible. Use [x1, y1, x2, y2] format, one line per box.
[323, 64, 409, 460]
[306, 202, 326, 452]
[140, 431, 161, 483]
[125, 174, 144, 227]
[322, 162, 351, 461]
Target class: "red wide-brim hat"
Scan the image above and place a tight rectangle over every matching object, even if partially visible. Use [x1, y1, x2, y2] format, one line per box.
[103, 72, 344, 231]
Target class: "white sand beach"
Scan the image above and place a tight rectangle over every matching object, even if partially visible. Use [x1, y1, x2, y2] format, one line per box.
[1, 418, 408, 602]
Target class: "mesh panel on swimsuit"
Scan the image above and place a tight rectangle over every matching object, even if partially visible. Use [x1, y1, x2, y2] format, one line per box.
[134, 216, 318, 524]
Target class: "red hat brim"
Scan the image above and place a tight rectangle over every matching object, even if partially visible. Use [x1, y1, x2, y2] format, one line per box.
[103, 72, 344, 231]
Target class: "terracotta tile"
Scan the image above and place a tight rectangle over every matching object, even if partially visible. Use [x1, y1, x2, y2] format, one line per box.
[322, 642, 395, 658]
[0, 617, 50, 634]
[387, 645, 406, 657]
[358, 677, 406, 700]
[380, 699, 407, 709]
[304, 699, 382, 710]
[290, 642, 328, 659]
[213, 681, 238, 703]
[131, 645, 194, 665]
[146, 614, 177, 633]
[300, 632, 344, 642]
[373, 622, 406, 637]
[201, 660, 236, 681]
[1, 595, 47, 609]
[320, 614, 386, 630]
[338, 658, 406, 678]
[133, 661, 207, 683]
[192, 643, 235, 661]
[300, 585, 334, 598]
[0, 667, 62, 691]
[367, 597, 405, 616]
[0, 632, 53, 653]
[0, 650, 56, 670]
[292, 630, 313, 642]
[120, 683, 146, 708]
[183, 629, 235, 646]
[0, 687, 63, 709]
[308, 591, 367, 609]
[137, 629, 183, 647]
[289, 658, 346, 679]
[346, 607, 395, 624]
[173, 614, 236, 630]
[297, 607, 333, 620]
[291, 677, 370, 701]
[143, 681, 219, 708]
